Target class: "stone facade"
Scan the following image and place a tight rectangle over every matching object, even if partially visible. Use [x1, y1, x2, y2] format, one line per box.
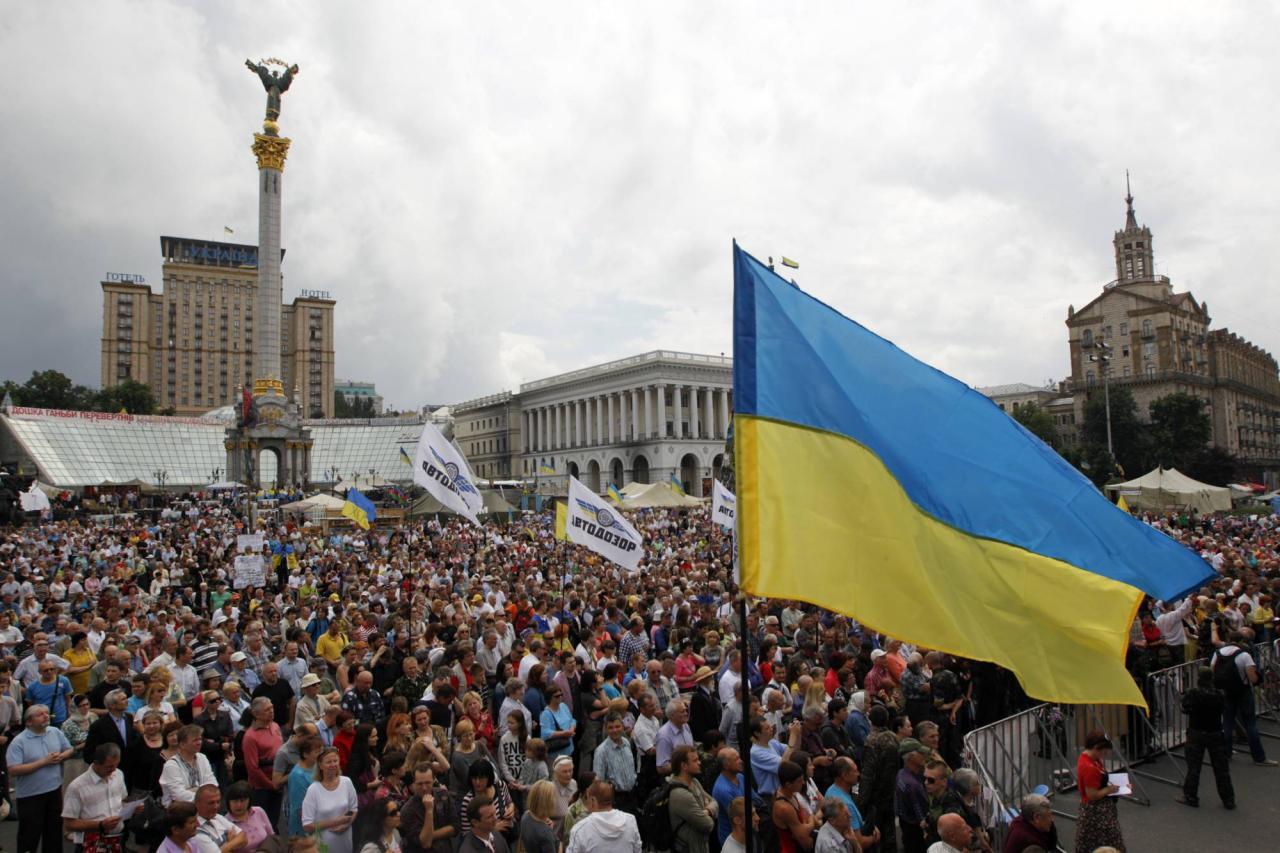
[99, 237, 335, 417]
[512, 350, 733, 497]
[1062, 191, 1279, 481]
[453, 391, 521, 481]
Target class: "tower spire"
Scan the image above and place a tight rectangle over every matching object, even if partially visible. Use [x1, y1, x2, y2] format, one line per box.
[1124, 170, 1137, 229]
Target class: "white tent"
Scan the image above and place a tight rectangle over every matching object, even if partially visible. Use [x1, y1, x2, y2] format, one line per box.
[208, 480, 246, 491]
[1105, 467, 1232, 514]
[621, 481, 705, 509]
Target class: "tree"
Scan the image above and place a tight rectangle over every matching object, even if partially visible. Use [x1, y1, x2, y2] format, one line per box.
[333, 390, 376, 419]
[1011, 403, 1059, 449]
[95, 379, 157, 415]
[14, 370, 96, 410]
[1080, 386, 1149, 482]
[1183, 446, 1237, 487]
[1148, 392, 1212, 470]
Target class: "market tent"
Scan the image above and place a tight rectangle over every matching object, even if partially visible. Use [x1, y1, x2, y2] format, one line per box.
[621, 481, 704, 509]
[280, 493, 347, 513]
[409, 489, 517, 517]
[99, 478, 158, 492]
[1105, 467, 1232, 514]
[619, 482, 649, 498]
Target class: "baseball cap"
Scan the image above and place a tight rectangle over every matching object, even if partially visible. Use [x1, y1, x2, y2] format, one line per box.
[898, 738, 932, 757]
[870, 649, 887, 660]
[230, 651, 248, 663]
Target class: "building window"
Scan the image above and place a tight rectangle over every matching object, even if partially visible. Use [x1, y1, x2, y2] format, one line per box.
[1142, 319, 1153, 337]
[1082, 329, 1093, 348]
[1120, 321, 1128, 336]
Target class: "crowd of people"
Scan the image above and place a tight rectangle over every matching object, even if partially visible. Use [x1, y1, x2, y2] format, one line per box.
[0, 489, 1273, 853]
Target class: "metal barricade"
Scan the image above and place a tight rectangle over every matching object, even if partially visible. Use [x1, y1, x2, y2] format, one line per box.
[1255, 639, 1280, 721]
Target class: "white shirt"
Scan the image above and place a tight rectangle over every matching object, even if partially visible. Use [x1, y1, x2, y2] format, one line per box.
[159, 752, 218, 806]
[926, 842, 964, 853]
[193, 813, 240, 853]
[718, 669, 741, 707]
[61, 767, 127, 843]
[1154, 597, 1194, 646]
[565, 808, 642, 853]
[632, 714, 661, 764]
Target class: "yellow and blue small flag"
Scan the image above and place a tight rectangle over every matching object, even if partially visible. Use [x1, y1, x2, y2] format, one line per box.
[538, 459, 556, 476]
[732, 243, 1212, 707]
[607, 483, 623, 504]
[399, 447, 412, 466]
[780, 256, 799, 269]
[342, 487, 377, 531]
[668, 473, 686, 497]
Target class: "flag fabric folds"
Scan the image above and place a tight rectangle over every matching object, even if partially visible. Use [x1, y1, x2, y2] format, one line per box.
[711, 480, 736, 528]
[19, 483, 51, 513]
[1116, 494, 1130, 513]
[399, 447, 413, 466]
[554, 500, 568, 541]
[565, 476, 644, 570]
[412, 421, 483, 526]
[732, 243, 1213, 706]
[780, 256, 799, 269]
[538, 460, 556, 476]
[607, 483, 623, 505]
[342, 487, 377, 530]
[669, 473, 686, 497]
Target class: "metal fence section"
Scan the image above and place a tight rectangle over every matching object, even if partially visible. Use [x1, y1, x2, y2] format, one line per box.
[964, 639, 1280, 850]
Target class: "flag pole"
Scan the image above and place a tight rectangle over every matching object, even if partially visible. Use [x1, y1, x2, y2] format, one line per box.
[732, 423, 754, 853]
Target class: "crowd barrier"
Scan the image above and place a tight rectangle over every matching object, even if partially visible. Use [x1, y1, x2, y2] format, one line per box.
[962, 637, 1280, 851]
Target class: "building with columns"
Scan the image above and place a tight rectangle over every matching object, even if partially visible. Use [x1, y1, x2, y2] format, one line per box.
[453, 391, 521, 481]
[517, 350, 732, 496]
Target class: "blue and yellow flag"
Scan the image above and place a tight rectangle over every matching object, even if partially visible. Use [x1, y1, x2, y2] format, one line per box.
[342, 487, 377, 531]
[732, 244, 1212, 706]
[538, 459, 556, 476]
[607, 483, 623, 504]
[669, 473, 686, 497]
[399, 447, 412, 466]
[554, 500, 568, 541]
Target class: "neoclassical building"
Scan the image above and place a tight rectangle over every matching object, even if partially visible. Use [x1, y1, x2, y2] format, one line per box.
[517, 350, 732, 496]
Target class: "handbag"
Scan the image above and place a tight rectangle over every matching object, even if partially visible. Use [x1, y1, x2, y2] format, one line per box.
[124, 795, 166, 838]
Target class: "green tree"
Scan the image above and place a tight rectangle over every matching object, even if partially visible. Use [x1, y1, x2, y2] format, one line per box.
[15, 369, 96, 410]
[1148, 392, 1212, 470]
[1011, 402, 1059, 449]
[1183, 446, 1237, 487]
[1080, 386, 1149, 483]
[334, 390, 376, 419]
[95, 379, 157, 415]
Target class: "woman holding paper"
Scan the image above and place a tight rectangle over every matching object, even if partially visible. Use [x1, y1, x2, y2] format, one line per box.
[1074, 730, 1126, 853]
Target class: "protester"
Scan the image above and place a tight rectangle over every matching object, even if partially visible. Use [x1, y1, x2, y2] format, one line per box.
[8, 703, 74, 853]
[1073, 731, 1125, 853]
[564, 779, 641, 853]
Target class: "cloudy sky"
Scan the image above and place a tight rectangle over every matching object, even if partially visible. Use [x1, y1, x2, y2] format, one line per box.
[2, 2, 1278, 410]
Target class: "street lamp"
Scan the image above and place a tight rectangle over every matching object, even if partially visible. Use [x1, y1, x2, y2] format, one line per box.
[1089, 340, 1114, 464]
[153, 469, 168, 489]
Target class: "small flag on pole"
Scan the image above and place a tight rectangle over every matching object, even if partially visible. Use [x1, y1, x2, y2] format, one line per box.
[399, 447, 412, 466]
[342, 487, 377, 530]
[1116, 494, 1130, 513]
[565, 475, 644, 570]
[607, 483, 623, 505]
[224, 226, 235, 235]
[669, 473, 686, 497]
[538, 459, 556, 476]
[780, 256, 799, 269]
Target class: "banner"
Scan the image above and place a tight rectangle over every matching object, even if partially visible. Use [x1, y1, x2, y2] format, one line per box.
[19, 483, 51, 513]
[237, 534, 265, 552]
[233, 555, 266, 589]
[565, 475, 644, 571]
[711, 480, 736, 528]
[412, 421, 483, 526]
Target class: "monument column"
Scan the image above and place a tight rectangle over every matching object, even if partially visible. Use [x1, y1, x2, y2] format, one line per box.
[689, 387, 700, 439]
[703, 387, 713, 440]
[596, 396, 605, 446]
[643, 386, 653, 438]
[656, 385, 666, 438]
[632, 388, 642, 440]
[673, 386, 684, 439]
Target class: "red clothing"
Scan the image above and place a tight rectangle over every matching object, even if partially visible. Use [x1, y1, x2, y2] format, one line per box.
[1076, 752, 1106, 805]
[242, 722, 283, 790]
[883, 652, 907, 683]
[1141, 623, 1163, 645]
[334, 729, 355, 772]
[824, 668, 840, 698]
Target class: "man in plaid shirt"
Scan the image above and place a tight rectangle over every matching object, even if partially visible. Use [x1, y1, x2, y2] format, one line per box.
[617, 618, 650, 669]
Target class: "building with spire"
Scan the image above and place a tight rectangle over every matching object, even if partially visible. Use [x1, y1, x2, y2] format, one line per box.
[1063, 181, 1279, 481]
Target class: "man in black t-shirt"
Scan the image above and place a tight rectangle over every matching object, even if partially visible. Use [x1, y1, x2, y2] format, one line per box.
[251, 661, 296, 732]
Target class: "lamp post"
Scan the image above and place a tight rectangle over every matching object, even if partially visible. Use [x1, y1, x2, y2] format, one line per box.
[1089, 340, 1114, 465]
[152, 469, 168, 490]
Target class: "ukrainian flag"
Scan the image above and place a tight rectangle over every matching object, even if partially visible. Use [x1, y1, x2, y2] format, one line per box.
[342, 487, 377, 531]
[554, 500, 568, 541]
[732, 244, 1212, 706]
[399, 447, 412, 466]
[607, 483, 623, 505]
[669, 473, 686, 497]
[538, 459, 556, 476]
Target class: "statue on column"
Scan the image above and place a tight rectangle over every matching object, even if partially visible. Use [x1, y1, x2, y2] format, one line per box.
[245, 59, 300, 131]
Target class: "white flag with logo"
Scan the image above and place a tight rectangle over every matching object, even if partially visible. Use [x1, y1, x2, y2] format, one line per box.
[565, 475, 644, 571]
[711, 480, 736, 529]
[412, 421, 483, 526]
[19, 483, 51, 513]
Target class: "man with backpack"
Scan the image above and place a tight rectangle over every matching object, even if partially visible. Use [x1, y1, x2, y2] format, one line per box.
[1211, 628, 1278, 767]
[1176, 666, 1235, 809]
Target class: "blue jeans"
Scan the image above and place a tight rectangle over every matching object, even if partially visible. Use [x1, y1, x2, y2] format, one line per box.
[1222, 689, 1266, 762]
